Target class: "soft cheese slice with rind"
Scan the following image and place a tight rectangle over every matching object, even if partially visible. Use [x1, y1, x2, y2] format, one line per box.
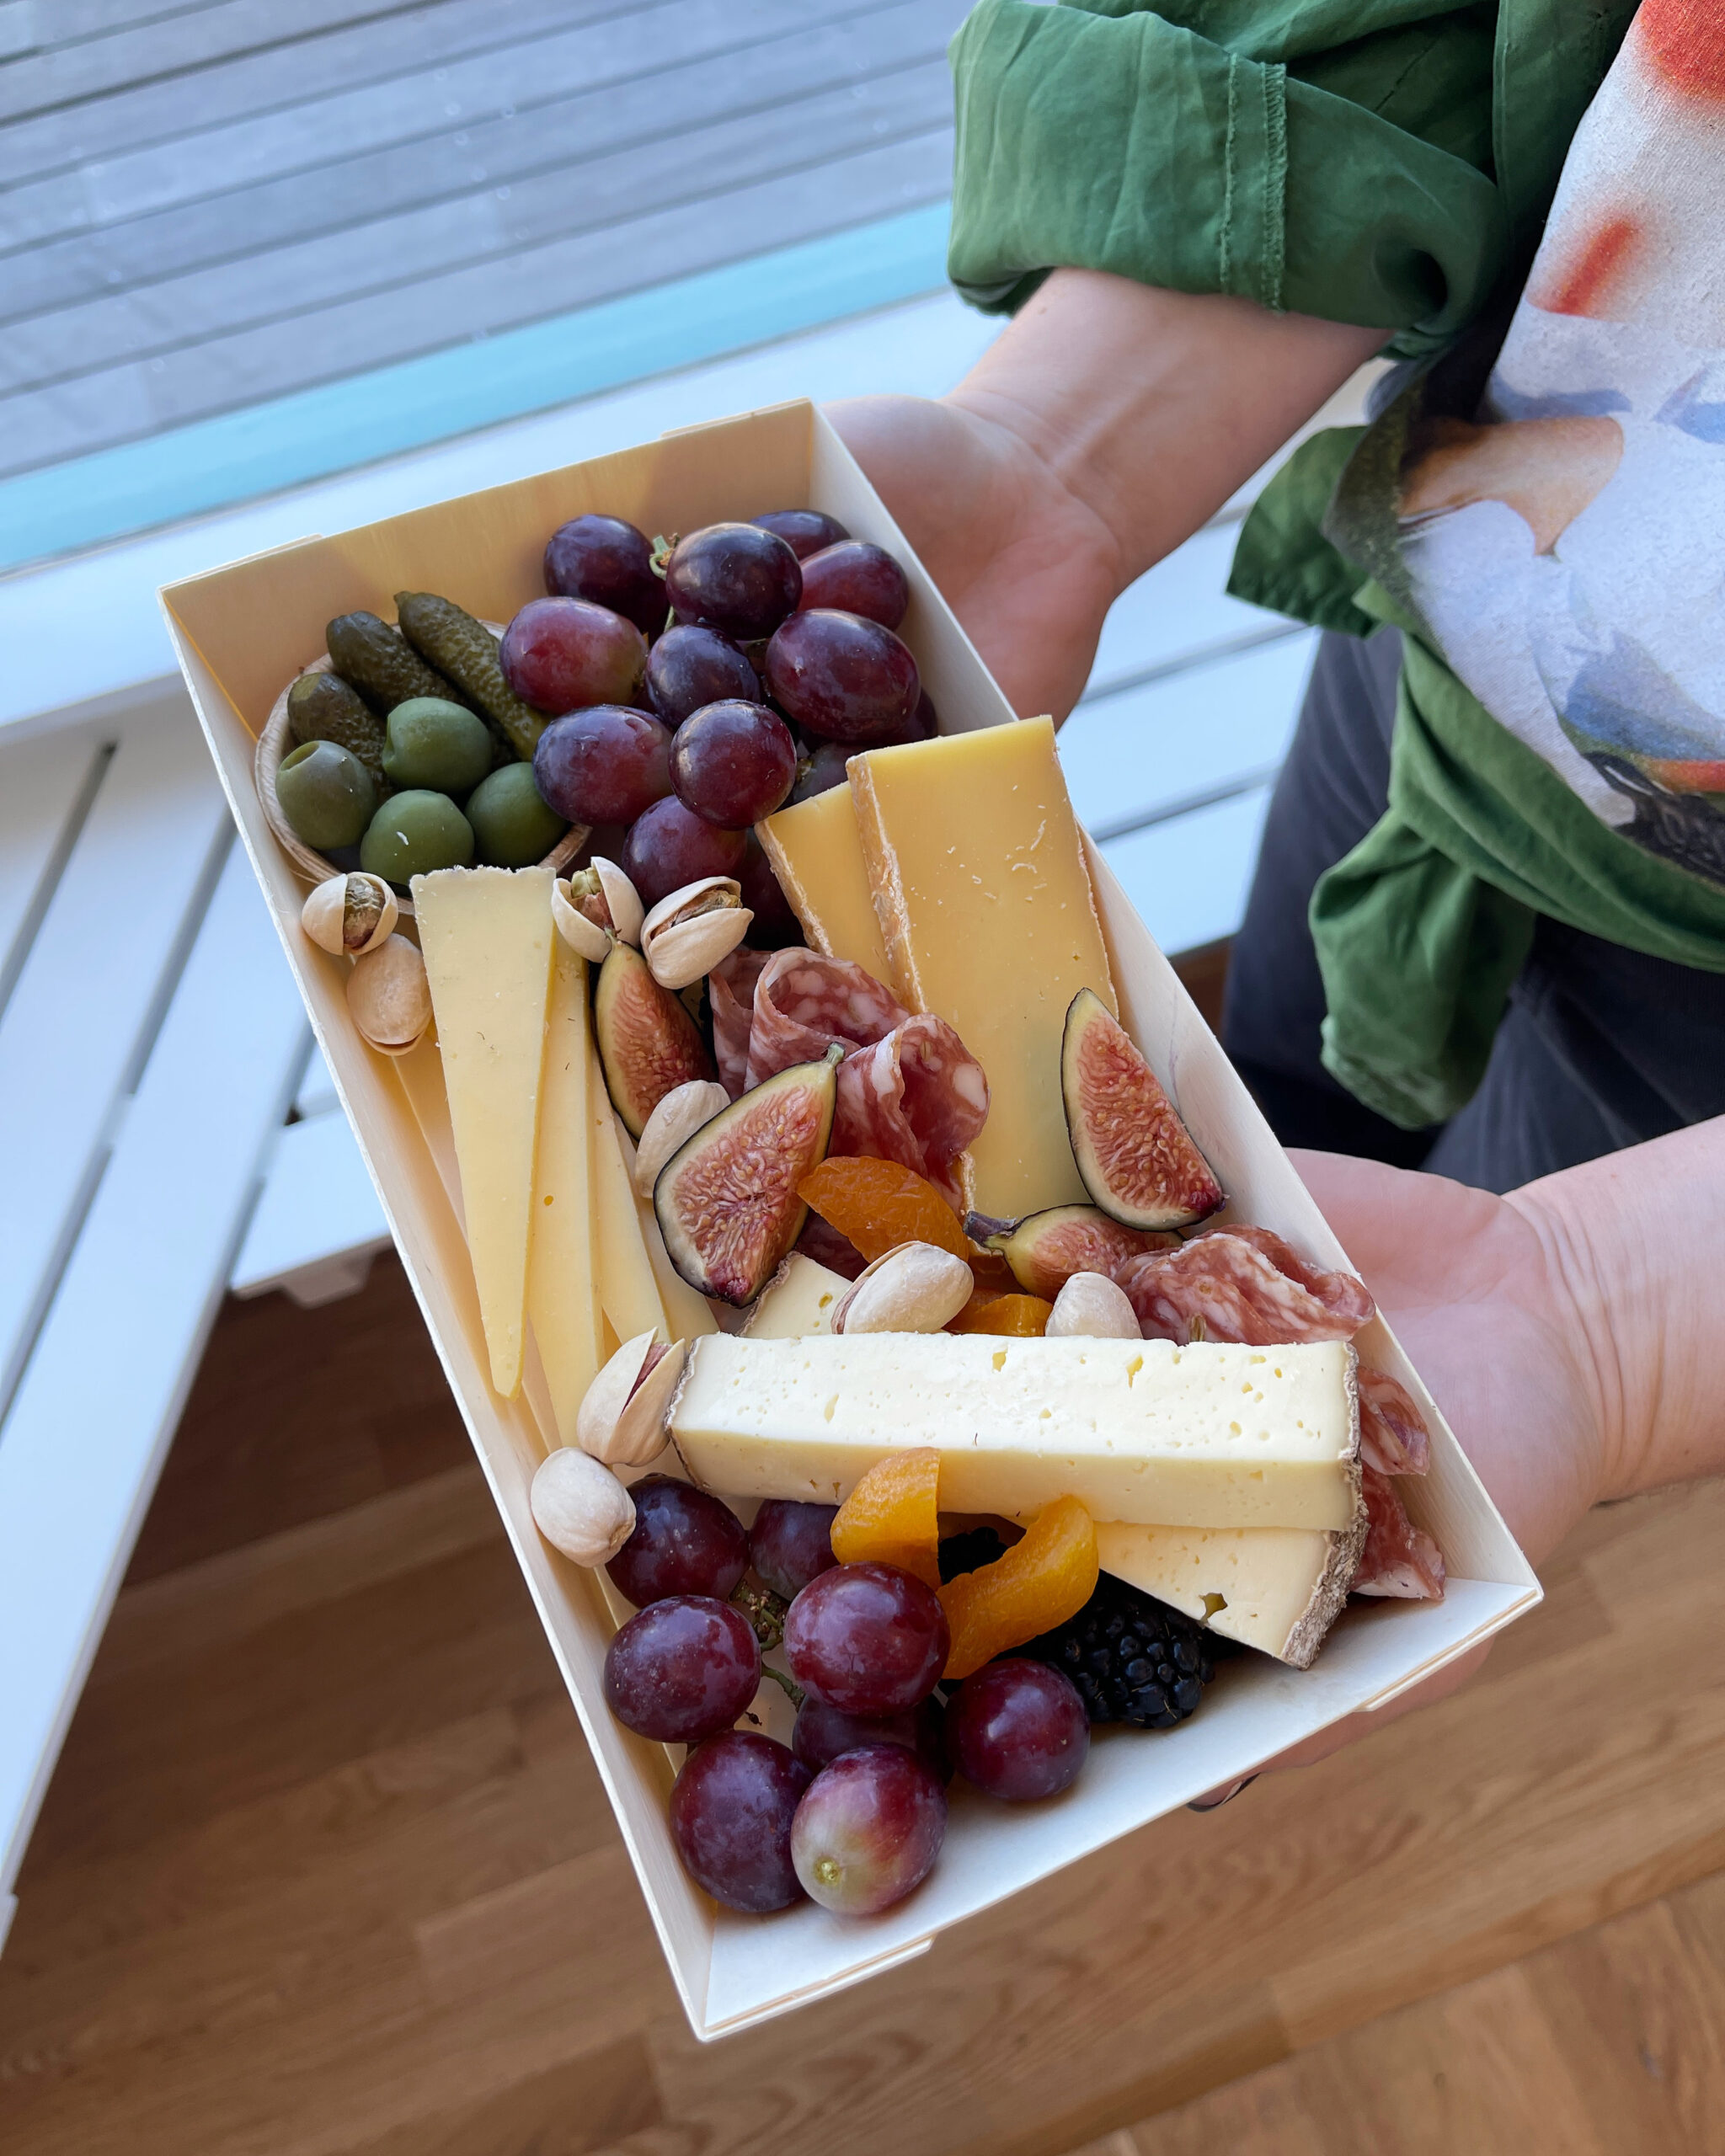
[1095, 1521, 1365, 1669]
[414, 865, 555, 1398]
[670, 1335, 1359, 1531]
[741, 1253, 849, 1339]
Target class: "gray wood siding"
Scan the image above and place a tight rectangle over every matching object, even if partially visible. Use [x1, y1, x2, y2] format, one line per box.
[0, 0, 967, 478]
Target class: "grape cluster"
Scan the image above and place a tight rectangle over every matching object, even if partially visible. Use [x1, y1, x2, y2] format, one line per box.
[512, 510, 927, 932]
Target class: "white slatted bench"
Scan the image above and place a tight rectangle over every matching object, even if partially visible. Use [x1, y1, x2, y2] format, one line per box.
[0, 287, 1372, 1947]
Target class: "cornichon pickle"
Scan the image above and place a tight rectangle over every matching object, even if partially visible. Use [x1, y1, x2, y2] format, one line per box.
[394, 591, 545, 761]
[326, 611, 467, 718]
[286, 670, 387, 787]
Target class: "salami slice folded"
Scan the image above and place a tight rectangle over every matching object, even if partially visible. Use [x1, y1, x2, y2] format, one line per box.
[708, 947, 772, 1099]
[734, 949, 989, 1205]
[1115, 1225, 1374, 1346]
[1358, 1367, 1432, 1476]
[1353, 1465, 1446, 1598]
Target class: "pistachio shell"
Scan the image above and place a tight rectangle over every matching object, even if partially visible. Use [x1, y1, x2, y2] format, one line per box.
[575, 1331, 686, 1466]
[639, 875, 742, 942]
[346, 933, 431, 1054]
[301, 872, 398, 957]
[633, 1079, 731, 1197]
[552, 881, 611, 962]
[832, 1241, 975, 1335]
[530, 1448, 637, 1566]
[593, 857, 644, 946]
[1046, 1271, 1141, 1339]
[644, 905, 751, 990]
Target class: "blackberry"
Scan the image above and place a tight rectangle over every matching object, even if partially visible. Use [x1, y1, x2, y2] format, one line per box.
[937, 1526, 1009, 1582]
[1021, 1573, 1220, 1731]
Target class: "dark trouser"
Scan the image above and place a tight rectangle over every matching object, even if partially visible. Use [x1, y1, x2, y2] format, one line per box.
[1220, 628, 1725, 1193]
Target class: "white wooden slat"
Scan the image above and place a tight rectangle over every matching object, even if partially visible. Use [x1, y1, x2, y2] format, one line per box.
[230, 1105, 391, 1307]
[1083, 523, 1297, 698]
[1058, 633, 1317, 841]
[0, 722, 104, 1013]
[0, 840, 307, 1903]
[1098, 784, 1278, 962]
[0, 702, 228, 1416]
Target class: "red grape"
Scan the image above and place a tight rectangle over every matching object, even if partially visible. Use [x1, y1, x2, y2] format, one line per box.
[783, 1562, 948, 1714]
[749, 1498, 837, 1601]
[764, 611, 919, 746]
[736, 834, 803, 947]
[945, 1659, 1089, 1801]
[670, 699, 797, 827]
[792, 1695, 947, 1779]
[797, 542, 910, 630]
[500, 597, 646, 715]
[543, 513, 665, 637]
[606, 1475, 749, 1606]
[622, 796, 747, 906]
[665, 523, 801, 641]
[791, 1745, 947, 1914]
[670, 1733, 811, 1912]
[753, 509, 850, 560]
[602, 1595, 760, 1743]
[790, 740, 852, 803]
[646, 623, 758, 726]
[532, 705, 670, 825]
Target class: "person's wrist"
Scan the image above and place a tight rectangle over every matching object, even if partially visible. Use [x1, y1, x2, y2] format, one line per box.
[1508, 1180, 1627, 1511]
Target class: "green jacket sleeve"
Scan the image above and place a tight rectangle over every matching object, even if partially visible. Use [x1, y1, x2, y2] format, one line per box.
[948, 0, 1507, 352]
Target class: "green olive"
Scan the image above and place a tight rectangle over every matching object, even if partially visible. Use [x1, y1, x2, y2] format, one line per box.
[382, 696, 494, 795]
[276, 739, 376, 851]
[359, 790, 475, 882]
[466, 760, 569, 867]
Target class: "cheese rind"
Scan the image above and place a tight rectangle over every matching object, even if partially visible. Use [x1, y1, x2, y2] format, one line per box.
[740, 1253, 849, 1339]
[756, 785, 892, 981]
[413, 866, 555, 1396]
[527, 942, 605, 1449]
[670, 1335, 1359, 1530]
[849, 719, 1116, 1217]
[1095, 1520, 1365, 1669]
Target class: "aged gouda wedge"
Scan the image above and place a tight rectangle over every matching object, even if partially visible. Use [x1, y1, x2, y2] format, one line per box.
[413, 866, 554, 1396]
[526, 941, 605, 1449]
[849, 718, 1115, 1217]
[740, 1253, 849, 1338]
[670, 1335, 1359, 1531]
[1094, 1521, 1365, 1669]
[756, 784, 892, 979]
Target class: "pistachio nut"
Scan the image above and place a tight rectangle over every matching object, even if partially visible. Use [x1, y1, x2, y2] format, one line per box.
[575, 1330, 686, 1466]
[302, 871, 399, 958]
[552, 877, 611, 963]
[831, 1241, 975, 1336]
[640, 877, 751, 991]
[346, 933, 432, 1054]
[633, 1078, 730, 1197]
[1046, 1271, 1141, 1339]
[530, 1447, 637, 1566]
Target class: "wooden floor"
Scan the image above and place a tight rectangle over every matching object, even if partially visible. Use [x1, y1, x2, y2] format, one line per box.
[0, 0, 965, 478]
[5, 1250, 1725, 2153]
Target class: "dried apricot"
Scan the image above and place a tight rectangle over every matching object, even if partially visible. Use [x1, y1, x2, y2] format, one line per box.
[939, 1495, 1099, 1680]
[798, 1156, 970, 1266]
[948, 1293, 1053, 1337]
[830, 1449, 942, 1588]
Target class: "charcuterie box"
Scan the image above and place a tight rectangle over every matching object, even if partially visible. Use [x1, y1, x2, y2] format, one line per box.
[161, 400, 1539, 2041]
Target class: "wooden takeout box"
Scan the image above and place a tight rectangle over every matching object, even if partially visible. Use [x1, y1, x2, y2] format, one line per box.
[162, 401, 1540, 2041]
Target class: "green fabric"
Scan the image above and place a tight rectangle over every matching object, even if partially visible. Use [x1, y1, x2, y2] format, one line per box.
[1226, 426, 1378, 634]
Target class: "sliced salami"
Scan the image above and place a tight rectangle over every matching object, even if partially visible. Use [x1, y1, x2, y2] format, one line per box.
[744, 950, 909, 1088]
[1116, 1225, 1374, 1346]
[708, 947, 772, 1099]
[1353, 1465, 1446, 1598]
[1358, 1367, 1432, 1476]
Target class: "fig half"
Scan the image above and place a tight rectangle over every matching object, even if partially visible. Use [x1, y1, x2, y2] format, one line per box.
[1060, 988, 1223, 1230]
[964, 1203, 1177, 1300]
[655, 1048, 841, 1305]
[594, 939, 716, 1138]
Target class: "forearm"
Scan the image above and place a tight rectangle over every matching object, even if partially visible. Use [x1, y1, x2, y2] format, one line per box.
[1511, 1117, 1725, 1505]
[949, 269, 1385, 586]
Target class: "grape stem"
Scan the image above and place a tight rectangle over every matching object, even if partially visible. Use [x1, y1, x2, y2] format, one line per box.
[760, 1662, 807, 1709]
[729, 1578, 806, 1707]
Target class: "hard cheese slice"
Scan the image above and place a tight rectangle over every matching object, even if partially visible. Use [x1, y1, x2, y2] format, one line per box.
[671, 1335, 1359, 1530]
[413, 865, 555, 1397]
[1094, 1522, 1364, 1669]
[756, 783, 892, 980]
[850, 718, 1115, 1217]
[587, 1033, 670, 1347]
[526, 941, 605, 1449]
[740, 1253, 849, 1338]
